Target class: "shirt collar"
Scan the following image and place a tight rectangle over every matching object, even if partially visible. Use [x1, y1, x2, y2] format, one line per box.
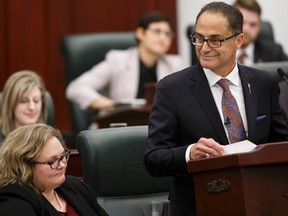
[203, 63, 241, 87]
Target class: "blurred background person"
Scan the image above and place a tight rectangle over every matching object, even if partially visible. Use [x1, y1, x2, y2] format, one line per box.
[233, 0, 288, 65]
[66, 11, 185, 114]
[0, 123, 108, 215]
[0, 70, 48, 142]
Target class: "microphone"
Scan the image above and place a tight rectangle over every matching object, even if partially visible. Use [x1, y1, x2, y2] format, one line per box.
[224, 117, 230, 125]
[277, 68, 288, 85]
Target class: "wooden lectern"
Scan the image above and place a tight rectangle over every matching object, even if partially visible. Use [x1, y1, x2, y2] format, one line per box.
[188, 142, 288, 216]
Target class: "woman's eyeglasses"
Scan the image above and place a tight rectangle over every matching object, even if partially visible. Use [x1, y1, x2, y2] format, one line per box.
[32, 150, 70, 169]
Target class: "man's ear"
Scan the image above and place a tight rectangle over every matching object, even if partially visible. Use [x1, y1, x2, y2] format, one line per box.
[236, 33, 244, 49]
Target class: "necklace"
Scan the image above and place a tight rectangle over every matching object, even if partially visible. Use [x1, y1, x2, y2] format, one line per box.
[54, 190, 63, 212]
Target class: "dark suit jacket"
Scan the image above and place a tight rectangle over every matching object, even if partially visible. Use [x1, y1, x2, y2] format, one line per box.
[0, 175, 108, 216]
[254, 38, 288, 63]
[144, 63, 288, 216]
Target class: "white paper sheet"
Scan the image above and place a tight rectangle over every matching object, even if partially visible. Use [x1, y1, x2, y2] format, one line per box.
[223, 140, 257, 155]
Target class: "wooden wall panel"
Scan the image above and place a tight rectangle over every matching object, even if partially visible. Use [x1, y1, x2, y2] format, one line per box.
[70, 0, 176, 32]
[0, 0, 177, 133]
[7, 0, 47, 73]
[68, 0, 178, 53]
[43, 0, 72, 129]
[0, 0, 7, 88]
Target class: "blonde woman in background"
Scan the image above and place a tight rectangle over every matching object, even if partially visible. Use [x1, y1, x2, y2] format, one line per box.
[0, 70, 47, 142]
[0, 123, 108, 216]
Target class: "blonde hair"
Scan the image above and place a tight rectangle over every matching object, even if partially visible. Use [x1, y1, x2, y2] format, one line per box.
[0, 123, 62, 193]
[0, 70, 47, 136]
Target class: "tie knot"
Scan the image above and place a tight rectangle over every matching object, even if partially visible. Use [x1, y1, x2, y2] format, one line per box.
[217, 78, 230, 91]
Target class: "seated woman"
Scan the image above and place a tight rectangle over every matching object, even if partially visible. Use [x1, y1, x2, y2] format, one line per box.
[0, 70, 48, 142]
[66, 11, 185, 112]
[0, 123, 108, 216]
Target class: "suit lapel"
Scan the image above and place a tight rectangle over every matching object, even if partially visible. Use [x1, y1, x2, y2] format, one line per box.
[189, 64, 229, 144]
[238, 65, 257, 139]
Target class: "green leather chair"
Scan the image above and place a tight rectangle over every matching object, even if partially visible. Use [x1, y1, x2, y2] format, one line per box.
[61, 32, 137, 135]
[45, 91, 55, 127]
[75, 126, 171, 216]
[0, 91, 55, 127]
[187, 21, 275, 65]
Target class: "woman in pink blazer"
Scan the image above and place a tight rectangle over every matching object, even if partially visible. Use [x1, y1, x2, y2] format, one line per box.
[66, 12, 185, 111]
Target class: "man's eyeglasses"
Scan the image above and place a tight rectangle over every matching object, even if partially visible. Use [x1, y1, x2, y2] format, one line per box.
[189, 32, 241, 48]
[147, 27, 174, 39]
[32, 150, 70, 169]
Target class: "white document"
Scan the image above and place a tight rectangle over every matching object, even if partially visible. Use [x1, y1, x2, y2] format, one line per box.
[223, 140, 257, 155]
[114, 98, 146, 108]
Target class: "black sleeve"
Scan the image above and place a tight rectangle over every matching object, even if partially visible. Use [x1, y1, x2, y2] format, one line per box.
[0, 191, 39, 216]
[0, 184, 42, 216]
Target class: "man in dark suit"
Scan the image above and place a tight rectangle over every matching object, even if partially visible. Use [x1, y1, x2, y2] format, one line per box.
[253, 39, 288, 63]
[233, 0, 288, 65]
[144, 2, 288, 216]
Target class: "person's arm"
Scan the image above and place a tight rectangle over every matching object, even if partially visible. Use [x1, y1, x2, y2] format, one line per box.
[1, 198, 38, 216]
[90, 95, 114, 110]
[0, 185, 40, 216]
[144, 78, 189, 177]
[65, 59, 114, 110]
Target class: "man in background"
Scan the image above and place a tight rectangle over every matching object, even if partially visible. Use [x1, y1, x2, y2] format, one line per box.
[233, 0, 288, 65]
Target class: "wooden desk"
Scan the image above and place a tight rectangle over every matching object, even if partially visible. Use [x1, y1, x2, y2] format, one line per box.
[93, 82, 155, 128]
[93, 106, 150, 128]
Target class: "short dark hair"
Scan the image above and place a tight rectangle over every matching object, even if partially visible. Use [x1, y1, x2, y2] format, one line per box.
[137, 11, 174, 31]
[233, 0, 261, 16]
[196, 2, 243, 34]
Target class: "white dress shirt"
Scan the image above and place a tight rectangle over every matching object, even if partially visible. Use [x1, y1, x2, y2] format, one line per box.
[185, 63, 248, 162]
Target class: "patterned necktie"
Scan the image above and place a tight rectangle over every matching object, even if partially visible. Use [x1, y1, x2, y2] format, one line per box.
[218, 78, 246, 143]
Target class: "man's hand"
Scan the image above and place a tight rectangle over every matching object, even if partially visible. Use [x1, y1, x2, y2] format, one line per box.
[190, 138, 224, 160]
